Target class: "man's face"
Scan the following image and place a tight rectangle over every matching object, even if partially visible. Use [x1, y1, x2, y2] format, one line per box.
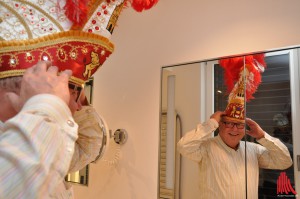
[218, 119, 245, 150]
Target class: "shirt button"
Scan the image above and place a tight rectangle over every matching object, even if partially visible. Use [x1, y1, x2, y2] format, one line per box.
[67, 120, 74, 127]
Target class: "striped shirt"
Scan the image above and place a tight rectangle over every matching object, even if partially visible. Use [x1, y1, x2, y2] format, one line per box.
[53, 106, 104, 199]
[177, 119, 292, 199]
[0, 94, 78, 199]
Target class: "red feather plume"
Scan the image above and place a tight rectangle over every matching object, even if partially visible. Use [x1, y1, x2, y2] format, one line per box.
[127, 0, 159, 12]
[219, 54, 267, 102]
[64, 0, 89, 27]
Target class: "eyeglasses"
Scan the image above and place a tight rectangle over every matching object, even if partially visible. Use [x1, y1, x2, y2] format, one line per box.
[68, 83, 84, 102]
[222, 121, 245, 129]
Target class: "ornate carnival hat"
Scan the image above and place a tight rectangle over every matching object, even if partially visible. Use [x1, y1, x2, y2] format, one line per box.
[0, 0, 158, 86]
[219, 54, 266, 123]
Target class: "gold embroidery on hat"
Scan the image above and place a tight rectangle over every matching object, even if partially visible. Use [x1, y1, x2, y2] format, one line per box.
[0, 69, 25, 79]
[69, 49, 78, 60]
[0, 31, 113, 85]
[0, 31, 114, 53]
[25, 52, 35, 63]
[18, 0, 64, 31]
[9, 56, 19, 68]
[57, 48, 68, 62]
[70, 76, 85, 86]
[81, 47, 88, 54]
[107, 2, 124, 34]
[39, 50, 53, 62]
[0, 1, 33, 39]
[83, 51, 101, 78]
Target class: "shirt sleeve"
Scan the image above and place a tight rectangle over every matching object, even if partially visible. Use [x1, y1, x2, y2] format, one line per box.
[0, 94, 78, 199]
[256, 132, 293, 170]
[68, 106, 104, 172]
[177, 118, 219, 162]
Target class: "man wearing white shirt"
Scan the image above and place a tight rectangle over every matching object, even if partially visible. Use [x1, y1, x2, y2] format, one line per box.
[178, 54, 293, 198]
[177, 111, 292, 199]
[0, 60, 105, 199]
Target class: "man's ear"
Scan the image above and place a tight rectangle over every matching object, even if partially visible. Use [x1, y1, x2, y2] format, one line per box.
[5, 92, 22, 112]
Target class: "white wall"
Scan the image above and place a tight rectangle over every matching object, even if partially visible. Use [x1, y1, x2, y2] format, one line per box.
[73, 0, 300, 198]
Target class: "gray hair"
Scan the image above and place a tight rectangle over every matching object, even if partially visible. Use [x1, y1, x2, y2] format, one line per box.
[0, 76, 22, 93]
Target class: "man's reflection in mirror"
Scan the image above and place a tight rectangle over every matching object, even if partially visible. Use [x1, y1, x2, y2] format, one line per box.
[177, 55, 293, 198]
[259, 107, 294, 199]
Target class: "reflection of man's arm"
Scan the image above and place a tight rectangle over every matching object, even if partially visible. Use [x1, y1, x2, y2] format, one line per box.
[177, 118, 218, 162]
[256, 133, 292, 170]
[68, 106, 103, 172]
[246, 118, 292, 170]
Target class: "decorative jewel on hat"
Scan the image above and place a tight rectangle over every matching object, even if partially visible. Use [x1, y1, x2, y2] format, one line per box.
[219, 54, 267, 123]
[0, 0, 158, 86]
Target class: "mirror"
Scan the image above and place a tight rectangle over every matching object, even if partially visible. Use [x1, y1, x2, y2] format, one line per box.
[65, 78, 109, 186]
[159, 46, 300, 198]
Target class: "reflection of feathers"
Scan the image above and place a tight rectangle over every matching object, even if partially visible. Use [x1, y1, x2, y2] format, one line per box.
[219, 54, 267, 101]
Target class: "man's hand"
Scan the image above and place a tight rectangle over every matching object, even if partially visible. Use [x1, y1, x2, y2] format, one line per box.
[245, 118, 265, 139]
[210, 111, 226, 123]
[78, 89, 89, 106]
[6, 61, 72, 112]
